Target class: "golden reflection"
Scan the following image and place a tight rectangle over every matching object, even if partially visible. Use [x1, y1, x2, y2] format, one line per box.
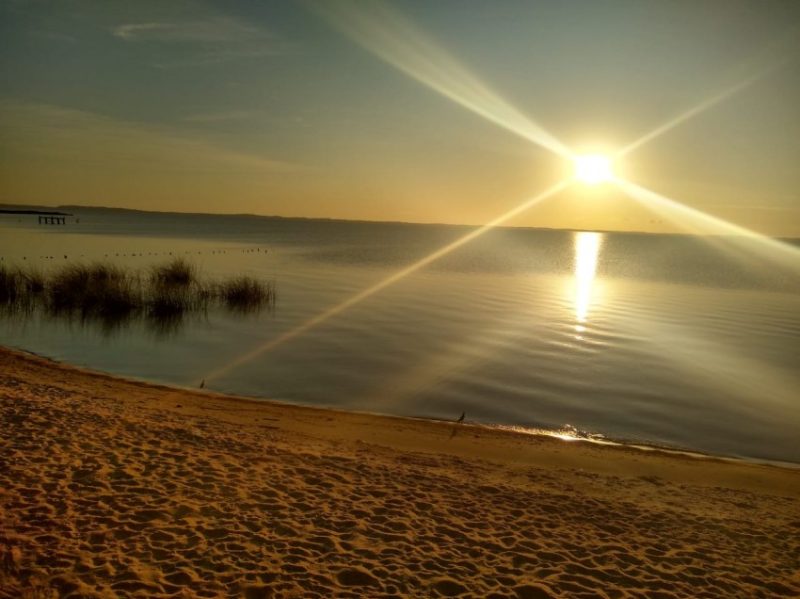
[573, 231, 602, 331]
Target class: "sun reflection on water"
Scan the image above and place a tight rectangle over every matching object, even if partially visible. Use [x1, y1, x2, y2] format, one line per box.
[573, 231, 603, 333]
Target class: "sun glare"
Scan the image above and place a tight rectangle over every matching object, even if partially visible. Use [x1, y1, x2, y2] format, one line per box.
[574, 154, 614, 184]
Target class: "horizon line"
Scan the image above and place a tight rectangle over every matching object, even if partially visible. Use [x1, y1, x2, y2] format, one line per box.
[1, 200, 798, 241]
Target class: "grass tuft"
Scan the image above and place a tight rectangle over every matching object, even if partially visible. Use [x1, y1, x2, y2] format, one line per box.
[0, 265, 20, 305]
[218, 276, 273, 312]
[150, 258, 197, 288]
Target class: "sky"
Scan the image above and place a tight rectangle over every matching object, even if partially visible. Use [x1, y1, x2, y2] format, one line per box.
[1, 0, 799, 234]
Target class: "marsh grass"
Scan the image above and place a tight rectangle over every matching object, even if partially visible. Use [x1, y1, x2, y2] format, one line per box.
[0, 265, 20, 305]
[18, 268, 45, 296]
[149, 258, 197, 288]
[1, 265, 43, 313]
[0, 259, 273, 334]
[48, 263, 140, 319]
[218, 276, 274, 312]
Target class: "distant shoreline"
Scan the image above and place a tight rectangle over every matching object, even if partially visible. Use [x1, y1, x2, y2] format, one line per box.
[0, 208, 72, 216]
[3, 202, 797, 240]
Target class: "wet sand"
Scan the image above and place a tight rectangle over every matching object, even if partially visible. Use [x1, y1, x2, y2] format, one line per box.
[1, 346, 799, 598]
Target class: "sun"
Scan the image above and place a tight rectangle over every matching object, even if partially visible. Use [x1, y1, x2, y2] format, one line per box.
[574, 154, 614, 184]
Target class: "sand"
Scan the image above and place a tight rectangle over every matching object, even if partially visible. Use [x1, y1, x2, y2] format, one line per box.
[1, 347, 799, 598]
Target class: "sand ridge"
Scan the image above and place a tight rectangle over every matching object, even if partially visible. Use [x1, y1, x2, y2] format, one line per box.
[1, 347, 799, 598]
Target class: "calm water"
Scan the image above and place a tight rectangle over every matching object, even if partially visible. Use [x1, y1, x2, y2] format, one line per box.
[2, 208, 799, 463]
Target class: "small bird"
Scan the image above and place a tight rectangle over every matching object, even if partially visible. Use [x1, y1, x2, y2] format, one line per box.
[199, 379, 205, 389]
[449, 412, 466, 440]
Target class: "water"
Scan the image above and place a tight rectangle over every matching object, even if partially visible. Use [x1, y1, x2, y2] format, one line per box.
[2, 207, 799, 463]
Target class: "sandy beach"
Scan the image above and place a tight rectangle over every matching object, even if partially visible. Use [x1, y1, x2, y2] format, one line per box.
[1, 347, 799, 598]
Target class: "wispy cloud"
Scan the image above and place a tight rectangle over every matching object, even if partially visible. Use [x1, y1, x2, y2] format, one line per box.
[113, 17, 260, 43]
[0, 100, 297, 174]
[112, 16, 287, 67]
[183, 110, 259, 123]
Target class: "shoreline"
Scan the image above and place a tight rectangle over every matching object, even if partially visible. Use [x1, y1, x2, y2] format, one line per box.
[491, 424, 800, 472]
[2, 345, 799, 597]
[6, 346, 797, 471]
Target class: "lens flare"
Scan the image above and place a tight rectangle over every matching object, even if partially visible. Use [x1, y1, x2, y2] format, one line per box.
[306, 0, 571, 158]
[201, 180, 569, 385]
[616, 179, 800, 269]
[617, 50, 792, 158]
[203, 7, 799, 392]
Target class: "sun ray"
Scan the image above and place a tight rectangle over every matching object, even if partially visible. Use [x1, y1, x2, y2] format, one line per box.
[615, 179, 800, 269]
[617, 28, 799, 159]
[201, 180, 570, 384]
[616, 71, 769, 158]
[305, 0, 571, 158]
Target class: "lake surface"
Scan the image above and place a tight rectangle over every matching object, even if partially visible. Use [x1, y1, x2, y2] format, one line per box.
[2, 208, 799, 463]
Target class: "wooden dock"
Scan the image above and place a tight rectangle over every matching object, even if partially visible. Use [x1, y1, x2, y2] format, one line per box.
[38, 215, 67, 225]
[0, 209, 72, 225]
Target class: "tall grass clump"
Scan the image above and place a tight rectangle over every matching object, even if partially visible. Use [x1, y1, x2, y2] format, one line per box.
[218, 276, 274, 312]
[0, 265, 20, 305]
[149, 258, 196, 288]
[1, 265, 44, 312]
[18, 268, 45, 296]
[47, 263, 139, 320]
[148, 280, 212, 319]
[148, 258, 210, 322]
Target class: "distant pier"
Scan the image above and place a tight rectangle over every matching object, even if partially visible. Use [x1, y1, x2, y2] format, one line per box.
[0, 208, 72, 225]
[38, 215, 67, 225]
